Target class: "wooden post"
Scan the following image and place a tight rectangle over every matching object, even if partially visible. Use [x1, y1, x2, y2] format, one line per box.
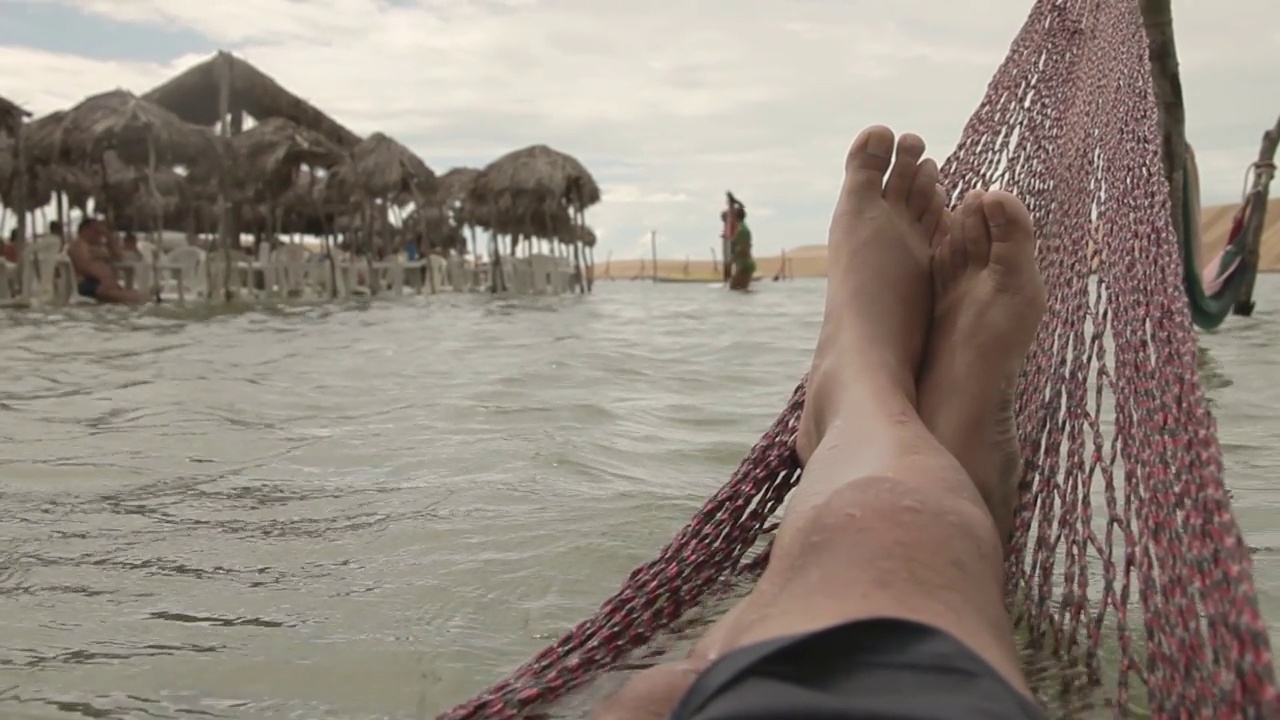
[1232, 114, 1280, 316]
[649, 230, 658, 281]
[12, 120, 27, 296]
[215, 51, 234, 300]
[1139, 0, 1188, 252]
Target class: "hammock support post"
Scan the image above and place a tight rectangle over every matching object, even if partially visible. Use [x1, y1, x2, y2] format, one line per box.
[1140, 0, 1189, 248]
[1231, 114, 1280, 317]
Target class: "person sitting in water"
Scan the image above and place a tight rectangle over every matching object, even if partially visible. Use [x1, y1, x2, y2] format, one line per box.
[723, 193, 755, 290]
[67, 217, 149, 305]
[594, 126, 1047, 719]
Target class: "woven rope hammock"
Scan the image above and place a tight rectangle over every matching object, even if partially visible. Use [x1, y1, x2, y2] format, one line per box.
[441, 0, 1279, 716]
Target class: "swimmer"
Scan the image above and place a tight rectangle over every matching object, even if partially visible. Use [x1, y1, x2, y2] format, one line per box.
[594, 125, 1047, 720]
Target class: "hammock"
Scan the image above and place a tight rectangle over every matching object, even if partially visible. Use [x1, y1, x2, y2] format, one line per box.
[441, 0, 1278, 716]
[1184, 159, 1266, 329]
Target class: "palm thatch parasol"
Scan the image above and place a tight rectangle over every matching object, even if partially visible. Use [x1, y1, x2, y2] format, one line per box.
[55, 90, 222, 168]
[143, 51, 361, 150]
[436, 167, 481, 205]
[228, 117, 342, 198]
[20, 111, 67, 164]
[472, 144, 600, 212]
[326, 132, 436, 201]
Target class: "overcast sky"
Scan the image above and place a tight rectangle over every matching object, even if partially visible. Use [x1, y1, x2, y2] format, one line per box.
[0, 0, 1275, 259]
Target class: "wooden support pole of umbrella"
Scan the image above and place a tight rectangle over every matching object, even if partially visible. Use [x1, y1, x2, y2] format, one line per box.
[1230, 113, 1280, 317]
[145, 137, 162, 303]
[215, 55, 235, 301]
[12, 120, 28, 297]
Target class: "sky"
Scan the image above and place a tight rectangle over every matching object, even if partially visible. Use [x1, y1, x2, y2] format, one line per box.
[0, 0, 1275, 261]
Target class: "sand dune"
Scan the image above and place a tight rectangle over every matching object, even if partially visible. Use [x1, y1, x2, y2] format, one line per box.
[604, 199, 1280, 280]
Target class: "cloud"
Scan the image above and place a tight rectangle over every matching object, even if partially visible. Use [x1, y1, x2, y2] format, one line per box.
[0, 0, 1274, 258]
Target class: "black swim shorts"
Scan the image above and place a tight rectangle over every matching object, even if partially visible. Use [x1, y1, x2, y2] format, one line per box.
[77, 276, 101, 298]
[670, 617, 1045, 720]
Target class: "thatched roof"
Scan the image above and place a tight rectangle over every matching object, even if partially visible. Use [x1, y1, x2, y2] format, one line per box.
[232, 118, 341, 175]
[21, 111, 66, 163]
[326, 132, 436, 201]
[56, 90, 221, 167]
[0, 94, 30, 140]
[473, 144, 600, 211]
[227, 117, 342, 199]
[574, 224, 597, 247]
[436, 167, 480, 204]
[142, 51, 361, 150]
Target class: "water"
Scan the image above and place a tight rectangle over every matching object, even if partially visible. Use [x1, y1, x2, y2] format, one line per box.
[0, 278, 1276, 719]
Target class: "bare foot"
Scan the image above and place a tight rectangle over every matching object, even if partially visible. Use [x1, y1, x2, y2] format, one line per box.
[797, 126, 947, 462]
[918, 189, 1046, 544]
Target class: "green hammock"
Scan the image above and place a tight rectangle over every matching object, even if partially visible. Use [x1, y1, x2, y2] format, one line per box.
[1182, 167, 1255, 330]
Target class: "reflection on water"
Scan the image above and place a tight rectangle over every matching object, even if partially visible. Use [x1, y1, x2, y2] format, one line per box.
[0, 278, 1277, 719]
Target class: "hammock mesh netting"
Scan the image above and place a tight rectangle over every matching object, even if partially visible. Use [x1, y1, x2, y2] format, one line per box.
[442, 0, 1278, 716]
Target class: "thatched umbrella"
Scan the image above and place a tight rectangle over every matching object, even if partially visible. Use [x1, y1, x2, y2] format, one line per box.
[470, 144, 599, 293]
[326, 132, 436, 269]
[437, 167, 481, 206]
[55, 90, 219, 167]
[327, 132, 435, 200]
[229, 117, 342, 196]
[472, 144, 600, 212]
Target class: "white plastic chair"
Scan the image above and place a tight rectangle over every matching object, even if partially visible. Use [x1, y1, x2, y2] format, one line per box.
[446, 255, 470, 292]
[22, 236, 65, 304]
[160, 246, 207, 301]
[529, 254, 558, 294]
[272, 244, 311, 297]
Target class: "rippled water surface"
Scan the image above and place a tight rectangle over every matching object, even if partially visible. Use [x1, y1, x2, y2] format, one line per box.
[1, 278, 1278, 719]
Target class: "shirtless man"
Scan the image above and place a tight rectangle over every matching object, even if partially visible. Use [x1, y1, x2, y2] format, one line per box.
[67, 217, 149, 305]
[594, 126, 1047, 719]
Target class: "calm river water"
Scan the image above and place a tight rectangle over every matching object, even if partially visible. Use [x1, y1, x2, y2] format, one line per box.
[0, 278, 1277, 719]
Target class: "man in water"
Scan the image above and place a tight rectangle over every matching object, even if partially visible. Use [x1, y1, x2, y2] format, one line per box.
[67, 217, 149, 304]
[595, 126, 1047, 719]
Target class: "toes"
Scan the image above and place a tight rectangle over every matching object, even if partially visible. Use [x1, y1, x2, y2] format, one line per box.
[981, 191, 1035, 247]
[843, 126, 895, 198]
[883, 133, 926, 202]
[960, 189, 992, 267]
[906, 158, 940, 219]
[981, 190, 1038, 277]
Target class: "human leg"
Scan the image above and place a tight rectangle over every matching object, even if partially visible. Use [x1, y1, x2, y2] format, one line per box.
[596, 126, 1044, 719]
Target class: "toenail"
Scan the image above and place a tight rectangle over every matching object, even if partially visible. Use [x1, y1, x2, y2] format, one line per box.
[867, 133, 893, 157]
[986, 199, 1007, 225]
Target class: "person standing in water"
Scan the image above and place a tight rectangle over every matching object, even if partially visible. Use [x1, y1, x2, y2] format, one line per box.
[723, 192, 755, 290]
